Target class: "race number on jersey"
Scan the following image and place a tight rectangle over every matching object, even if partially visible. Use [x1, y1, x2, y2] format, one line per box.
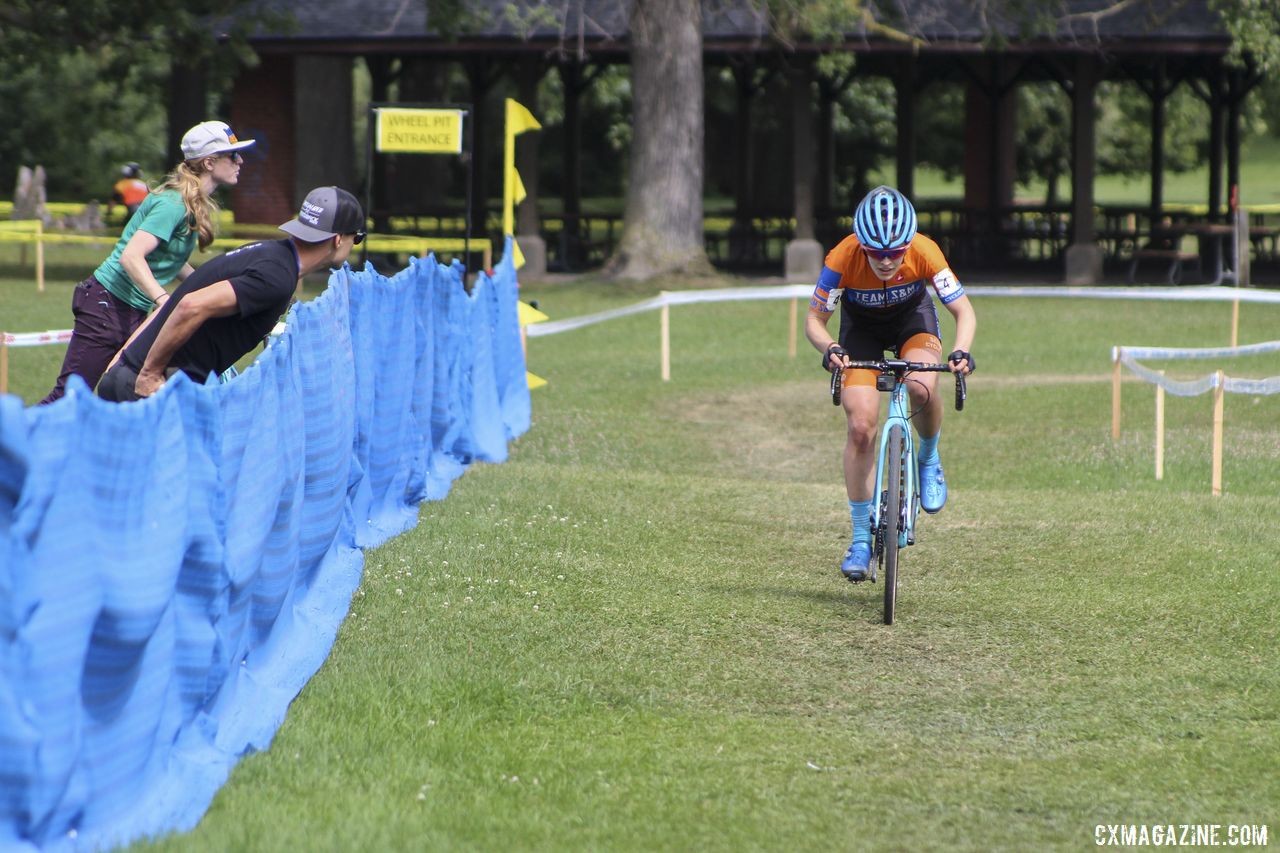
[932, 268, 964, 304]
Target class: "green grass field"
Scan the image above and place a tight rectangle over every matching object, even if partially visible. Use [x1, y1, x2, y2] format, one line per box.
[3, 264, 1278, 851]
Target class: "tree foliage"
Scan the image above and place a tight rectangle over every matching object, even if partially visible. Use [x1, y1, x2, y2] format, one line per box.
[0, 0, 284, 77]
[0, 47, 170, 200]
[0, 0, 286, 199]
[1210, 0, 1280, 72]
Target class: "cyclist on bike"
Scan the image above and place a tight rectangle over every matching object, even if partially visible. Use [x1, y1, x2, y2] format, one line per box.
[805, 186, 976, 582]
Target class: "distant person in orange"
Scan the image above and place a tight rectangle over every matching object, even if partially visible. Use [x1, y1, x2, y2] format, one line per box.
[110, 163, 149, 221]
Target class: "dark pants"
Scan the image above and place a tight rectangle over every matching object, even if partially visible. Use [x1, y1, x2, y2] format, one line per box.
[40, 276, 147, 405]
[96, 361, 141, 403]
[97, 362, 180, 403]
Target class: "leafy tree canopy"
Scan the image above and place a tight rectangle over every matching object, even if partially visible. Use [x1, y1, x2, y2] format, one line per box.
[0, 0, 287, 74]
[0, 0, 288, 199]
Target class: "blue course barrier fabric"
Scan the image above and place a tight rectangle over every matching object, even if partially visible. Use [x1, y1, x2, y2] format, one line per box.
[0, 242, 527, 851]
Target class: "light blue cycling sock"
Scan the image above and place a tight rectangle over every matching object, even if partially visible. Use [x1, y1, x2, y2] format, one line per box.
[849, 499, 873, 546]
[918, 432, 941, 466]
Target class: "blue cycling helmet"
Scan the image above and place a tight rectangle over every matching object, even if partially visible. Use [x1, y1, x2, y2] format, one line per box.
[853, 185, 917, 250]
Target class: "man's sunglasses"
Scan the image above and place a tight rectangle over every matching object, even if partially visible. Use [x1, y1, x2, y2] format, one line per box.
[862, 245, 908, 262]
[351, 229, 366, 245]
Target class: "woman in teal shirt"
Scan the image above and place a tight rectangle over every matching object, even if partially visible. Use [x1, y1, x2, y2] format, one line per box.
[40, 120, 256, 404]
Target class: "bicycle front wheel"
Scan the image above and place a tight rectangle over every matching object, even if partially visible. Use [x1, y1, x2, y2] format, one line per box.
[882, 424, 906, 625]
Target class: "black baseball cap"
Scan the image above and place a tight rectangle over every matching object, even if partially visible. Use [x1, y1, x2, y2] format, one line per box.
[279, 186, 365, 242]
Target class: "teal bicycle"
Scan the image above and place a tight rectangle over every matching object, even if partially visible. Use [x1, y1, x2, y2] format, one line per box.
[831, 358, 966, 624]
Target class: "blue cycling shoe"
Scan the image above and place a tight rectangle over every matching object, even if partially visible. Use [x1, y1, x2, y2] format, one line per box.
[840, 542, 872, 582]
[920, 459, 947, 513]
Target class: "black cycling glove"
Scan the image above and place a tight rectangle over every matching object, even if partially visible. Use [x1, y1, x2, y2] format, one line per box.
[948, 349, 975, 373]
[823, 343, 848, 372]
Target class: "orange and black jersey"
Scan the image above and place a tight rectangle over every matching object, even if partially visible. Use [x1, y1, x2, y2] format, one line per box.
[810, 233, 965, 316]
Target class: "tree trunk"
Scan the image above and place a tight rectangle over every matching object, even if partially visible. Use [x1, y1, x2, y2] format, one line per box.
[608, 0, 712, 280]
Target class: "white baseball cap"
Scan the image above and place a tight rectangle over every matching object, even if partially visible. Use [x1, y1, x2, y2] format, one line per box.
[180, 120, 256, 161]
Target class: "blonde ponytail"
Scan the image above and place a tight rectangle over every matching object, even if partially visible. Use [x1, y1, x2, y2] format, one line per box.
[154, 161, 221, 251]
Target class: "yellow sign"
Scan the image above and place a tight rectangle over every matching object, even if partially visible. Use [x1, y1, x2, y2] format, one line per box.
[375, 108, 463, 154]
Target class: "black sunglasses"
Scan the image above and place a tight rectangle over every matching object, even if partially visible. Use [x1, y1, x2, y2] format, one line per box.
[350, 229, 366, 245]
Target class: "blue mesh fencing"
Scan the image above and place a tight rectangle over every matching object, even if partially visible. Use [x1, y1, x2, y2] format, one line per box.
[0, 243, 529, 851]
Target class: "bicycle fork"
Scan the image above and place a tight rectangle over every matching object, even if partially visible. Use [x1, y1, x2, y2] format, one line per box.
[870, 386, 920, 559]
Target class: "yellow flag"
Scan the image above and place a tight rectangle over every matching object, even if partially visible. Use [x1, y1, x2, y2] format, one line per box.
[518, 300, 550, 325]
[506, 99, 542, 136]
[512, 238, 526, 270]
[526, 371, 548, 390]
[512, 168, 527, 207]
[504, 99, 542, 263]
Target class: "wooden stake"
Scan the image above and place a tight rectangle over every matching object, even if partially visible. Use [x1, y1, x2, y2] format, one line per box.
[1230, 298, 1239, 348]
[1211, 370, 1225, 496]
[0, 337, 8, 395]
[1155, 375, 1165, 481]
[660, 299, 670, 382]
[1111, 351, 1122, 441]
[36, 221, 45, 293]
[788, 297, 797, 359]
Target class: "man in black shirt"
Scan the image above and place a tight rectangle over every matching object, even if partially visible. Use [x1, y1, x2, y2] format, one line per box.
[98, 186, 365, 402]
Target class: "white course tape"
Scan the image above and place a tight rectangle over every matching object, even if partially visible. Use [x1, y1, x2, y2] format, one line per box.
[1118, 354, 1220, 397]
[1223, 375, 1280, 394]
[527, 283, 1280, 338]
[1118, 352, 1280, 397]
[1113, 340, 1280, 361]
[965, 285, 1280, 304]
[3, 330, 73, 348]
[525, 295, 668, 337]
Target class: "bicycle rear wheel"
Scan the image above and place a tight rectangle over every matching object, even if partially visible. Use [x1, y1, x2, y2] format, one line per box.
[882, 424, 906, 625]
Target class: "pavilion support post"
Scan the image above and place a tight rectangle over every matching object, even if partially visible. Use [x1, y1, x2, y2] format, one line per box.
[961, 59, 1017, 262]
[1227, 69, 1243, 210]
[558, 60, 585, 270]
[366, 56, 396, 233]
[1065, 54, 1102, 285]
[516, 58, 546, 276]
[816, 80, 837, 223]
[785, 65, 822, 281]
[294, 57, 356, 203]
[1149, 61, 1168, 236]
[1202, 63, 1227, 277]
[167, 58, 208, 167]
[729, 61, 760, 265]
[465, 58, 495, 242]
[1207, 63, 1226, 223]
[894, 57, 917, 199]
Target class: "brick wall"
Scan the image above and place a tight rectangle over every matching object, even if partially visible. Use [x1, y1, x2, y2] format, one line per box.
[230, 56, 296, 225]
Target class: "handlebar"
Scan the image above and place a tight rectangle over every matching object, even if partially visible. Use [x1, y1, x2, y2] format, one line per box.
[830, 358, 967, 411]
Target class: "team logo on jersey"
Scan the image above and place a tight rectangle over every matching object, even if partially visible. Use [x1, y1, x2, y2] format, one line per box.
[847, 281, 922, 308]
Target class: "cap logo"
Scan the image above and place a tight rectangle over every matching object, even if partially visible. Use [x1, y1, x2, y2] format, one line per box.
[226, 130, 239, 143]
[299, 200, 325, 226]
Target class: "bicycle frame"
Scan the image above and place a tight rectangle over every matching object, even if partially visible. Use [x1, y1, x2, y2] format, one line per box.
[872, 374, 918, 558]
